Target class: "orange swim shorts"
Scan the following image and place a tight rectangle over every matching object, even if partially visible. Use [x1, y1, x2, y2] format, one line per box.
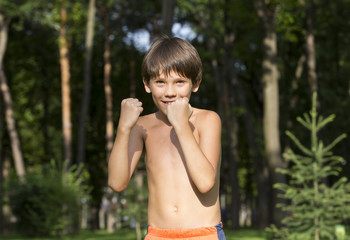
[143, 222, 226, 240]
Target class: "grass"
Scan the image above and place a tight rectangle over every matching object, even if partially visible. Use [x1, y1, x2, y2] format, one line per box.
[225, 229, 268, 240]
[0, 229, 135, 240]
[1, 228, 268, 240]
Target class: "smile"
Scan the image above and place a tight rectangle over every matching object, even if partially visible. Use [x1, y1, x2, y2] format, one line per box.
[161, 100, 175, 105]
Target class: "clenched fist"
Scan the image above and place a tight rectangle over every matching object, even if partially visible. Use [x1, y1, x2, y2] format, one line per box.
[118, 98, 143, 130]
[166, 97, 192, 128]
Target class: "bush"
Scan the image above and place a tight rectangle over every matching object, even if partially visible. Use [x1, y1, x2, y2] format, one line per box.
[7, 160, 90, 237]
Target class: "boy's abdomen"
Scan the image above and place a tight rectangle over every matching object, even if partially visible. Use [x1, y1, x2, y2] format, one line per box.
[146, 177, 221, 230]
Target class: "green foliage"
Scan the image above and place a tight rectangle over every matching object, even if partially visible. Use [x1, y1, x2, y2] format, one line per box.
[7, 160, 91, 237]
[277, 0, 304, 42]
[267, 93, 350, 240]
[1, 0, 350, 233]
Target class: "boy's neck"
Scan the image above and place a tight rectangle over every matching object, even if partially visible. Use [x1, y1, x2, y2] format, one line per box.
[155, 111, 172, 126]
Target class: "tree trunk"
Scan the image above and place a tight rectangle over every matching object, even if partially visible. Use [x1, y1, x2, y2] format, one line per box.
[129, 40, 136, 98]
[306, 0, 318, 95]
[102, 9, 113, 162]
[0, 14, 26, 181]
[223, 4, 240, 228]
[235, 78, 269, 229]
[330, 2, 340, 83]
[253, 0, 285, 226]
[59, 0, 72, 173]
[285, 54, 305, 151]
[0, 94, 3, 235]
[42, 72, 51, 162]
[207, 35, 240, 229]
[106, 193, 115, 233]
[225, 110, 240, 229]
[206, 36, 240, 229]
[100, 8, 116, 233]
[77, 0, 96, 165]
[161, 0, 175, 37]
[0, 150, 11, 235]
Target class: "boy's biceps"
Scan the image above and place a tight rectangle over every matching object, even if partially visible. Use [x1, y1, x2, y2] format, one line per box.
[199, 134, 221, 153]
[199, 127, 221, 156]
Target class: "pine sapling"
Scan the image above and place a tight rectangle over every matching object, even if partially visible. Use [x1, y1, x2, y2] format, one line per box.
[268, 93, 350, 240]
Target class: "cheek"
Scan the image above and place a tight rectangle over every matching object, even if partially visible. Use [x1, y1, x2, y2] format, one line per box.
[178, 88, 192, 97]
[151, 88, 163, 96]
[149, 87, 165, 99]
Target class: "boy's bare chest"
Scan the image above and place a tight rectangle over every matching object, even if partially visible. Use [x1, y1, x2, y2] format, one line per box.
[143, 125, 199, 164]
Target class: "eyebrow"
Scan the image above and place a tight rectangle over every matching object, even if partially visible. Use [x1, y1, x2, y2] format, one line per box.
[154, 76, 189, 81]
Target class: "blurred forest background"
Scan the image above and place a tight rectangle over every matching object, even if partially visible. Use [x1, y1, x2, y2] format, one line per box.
[1, 0, 350, 238]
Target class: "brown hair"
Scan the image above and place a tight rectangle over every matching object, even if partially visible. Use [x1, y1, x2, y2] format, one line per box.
[142, 37, 202, 85]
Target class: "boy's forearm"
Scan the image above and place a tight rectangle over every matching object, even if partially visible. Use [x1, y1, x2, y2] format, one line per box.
[173, 123, 216, 194]
[108, 127, 132, 192]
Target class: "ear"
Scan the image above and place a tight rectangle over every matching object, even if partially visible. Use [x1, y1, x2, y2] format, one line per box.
[192, 79, 202, 93]
[143, 78, 152, 93]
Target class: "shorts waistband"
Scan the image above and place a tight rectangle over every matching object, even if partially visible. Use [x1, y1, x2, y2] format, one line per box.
[146, 222, 223, 238]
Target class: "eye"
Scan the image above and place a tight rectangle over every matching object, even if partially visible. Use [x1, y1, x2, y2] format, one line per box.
[177, 80, 185, 84]
[155, 80, 165, 85]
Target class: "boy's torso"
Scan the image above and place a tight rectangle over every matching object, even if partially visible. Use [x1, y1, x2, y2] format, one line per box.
[136, 108, 221, 229]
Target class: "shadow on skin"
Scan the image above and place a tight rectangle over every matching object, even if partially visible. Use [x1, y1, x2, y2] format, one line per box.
[169, 123, 218, 208]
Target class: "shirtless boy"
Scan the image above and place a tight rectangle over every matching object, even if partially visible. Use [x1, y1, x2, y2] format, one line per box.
[108, 37, 226, 240]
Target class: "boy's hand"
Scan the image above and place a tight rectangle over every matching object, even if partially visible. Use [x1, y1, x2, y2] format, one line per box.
[167, 97, 192, 127]
[118, 98, 143, 131]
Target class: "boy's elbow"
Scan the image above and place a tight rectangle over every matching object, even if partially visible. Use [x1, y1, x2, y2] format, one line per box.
[197, 177, 216, 194]
[108, 179, 128, 192]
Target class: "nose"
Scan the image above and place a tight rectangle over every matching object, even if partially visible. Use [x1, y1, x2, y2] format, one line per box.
[165, 85, 176, 98]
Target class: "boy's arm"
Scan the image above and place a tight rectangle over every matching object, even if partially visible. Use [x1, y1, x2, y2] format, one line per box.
[167, 98, 221, 194]
[108, 98, 144, 192]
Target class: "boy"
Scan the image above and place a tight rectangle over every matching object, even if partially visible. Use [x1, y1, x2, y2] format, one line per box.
[108, 36, 225, 240]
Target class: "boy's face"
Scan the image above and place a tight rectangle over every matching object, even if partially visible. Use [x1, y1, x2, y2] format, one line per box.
[143, 70, 200, 117]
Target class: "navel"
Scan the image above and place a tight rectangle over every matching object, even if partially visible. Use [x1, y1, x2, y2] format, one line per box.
[173, 205, 178, 213]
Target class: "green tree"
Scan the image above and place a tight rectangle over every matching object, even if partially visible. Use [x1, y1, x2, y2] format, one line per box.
[8, 160, 91, 237]
[268, 93, 350, 240]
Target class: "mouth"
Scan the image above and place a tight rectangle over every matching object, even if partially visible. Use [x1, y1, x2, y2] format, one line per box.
[161, 100, 175, 105]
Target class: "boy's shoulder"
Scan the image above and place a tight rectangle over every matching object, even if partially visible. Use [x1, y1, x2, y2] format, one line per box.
[136, 109, 221, 129]
[192, 108, 221, 125]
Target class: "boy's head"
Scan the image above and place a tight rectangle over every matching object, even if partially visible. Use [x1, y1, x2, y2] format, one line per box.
[142, 37, 202, 86]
